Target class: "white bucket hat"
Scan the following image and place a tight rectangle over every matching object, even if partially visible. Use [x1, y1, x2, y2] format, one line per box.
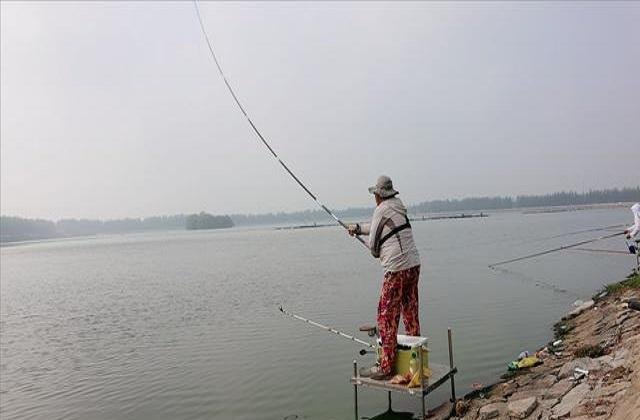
[368, 175, 399, 198]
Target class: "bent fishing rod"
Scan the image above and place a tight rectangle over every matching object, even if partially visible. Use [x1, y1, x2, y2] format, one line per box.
[279, 305, 375, 350]
[193, 1, 366, 248]
[488, 231, 626, 268]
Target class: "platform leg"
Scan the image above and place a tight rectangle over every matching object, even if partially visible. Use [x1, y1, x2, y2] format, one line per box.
[387, 391, 392, 411]
[448, 328, 456, 402]
[419, 345, 426, 419]
[353, 360, 358, 420]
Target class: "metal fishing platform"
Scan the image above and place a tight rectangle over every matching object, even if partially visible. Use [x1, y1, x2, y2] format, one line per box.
[350, 329, 457, 420]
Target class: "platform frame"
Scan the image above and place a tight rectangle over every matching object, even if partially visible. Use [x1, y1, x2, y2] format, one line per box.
[350, 328, 457, 419]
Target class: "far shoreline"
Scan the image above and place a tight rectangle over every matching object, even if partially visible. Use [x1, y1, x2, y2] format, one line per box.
[4, 202, 635, 246]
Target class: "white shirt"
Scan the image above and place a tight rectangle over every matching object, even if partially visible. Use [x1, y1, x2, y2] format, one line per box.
[358, 197, 421, 273]
[628, 203, 640, 239]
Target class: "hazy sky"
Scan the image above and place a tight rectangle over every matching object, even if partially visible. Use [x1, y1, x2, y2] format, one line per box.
[1, 1, 638, 219]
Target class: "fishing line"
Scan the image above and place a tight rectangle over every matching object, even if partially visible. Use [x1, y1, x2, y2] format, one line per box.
[490, 266, 580, 297]
[193, 1, 366, 248]
[279, 305, 375, 349]
[570, 248, 631, 255]
[464, 223, 626, 250]
[525, 224, 625, 243]
[488, 231, 625, 268]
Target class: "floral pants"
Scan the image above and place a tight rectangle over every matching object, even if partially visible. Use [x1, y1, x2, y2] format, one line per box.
[377, 265, 421, 374]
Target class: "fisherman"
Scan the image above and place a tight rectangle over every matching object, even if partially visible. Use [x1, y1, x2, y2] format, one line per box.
[625, 203, 640, 254]
[347, 175, 421, 380]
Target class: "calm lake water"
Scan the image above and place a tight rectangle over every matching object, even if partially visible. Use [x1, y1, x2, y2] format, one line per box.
[1, 207, 637, 420]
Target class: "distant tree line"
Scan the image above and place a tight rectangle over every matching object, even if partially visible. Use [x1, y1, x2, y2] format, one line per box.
[2, 187, 638, 242]
[56, 215, 187, 237]
[410, 187, 640, 213]
[1, 212, 233, 243]
[185, 212, 234, 230]
[229, 207, 374, 226]
[230, 186, 640, 226]
[0, 216, 58, 242]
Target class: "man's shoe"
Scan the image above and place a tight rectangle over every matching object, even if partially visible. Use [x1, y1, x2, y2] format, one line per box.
[359, 365, 376, 377]
[370, 370, 394, 381]
[359, 365, 393, 381]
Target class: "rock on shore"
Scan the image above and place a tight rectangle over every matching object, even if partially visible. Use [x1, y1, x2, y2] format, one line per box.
[442, 273, 640, 420]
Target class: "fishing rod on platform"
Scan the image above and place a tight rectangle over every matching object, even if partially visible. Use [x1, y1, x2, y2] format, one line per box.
[193, 1, 367, 248]
[488, 231, 626, 268]
[279, 305, 375, 350]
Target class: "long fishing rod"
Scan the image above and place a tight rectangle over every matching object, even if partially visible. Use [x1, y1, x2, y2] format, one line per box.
[279, 305, 375, 349]
[488, 231, 625, 268]
[193, 1, 367, 248]
[571, 248, 631, 255]
[535, 224, 625, 242]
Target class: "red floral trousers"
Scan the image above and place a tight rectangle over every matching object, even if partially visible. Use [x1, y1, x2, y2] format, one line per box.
[377, 265, 421, 374]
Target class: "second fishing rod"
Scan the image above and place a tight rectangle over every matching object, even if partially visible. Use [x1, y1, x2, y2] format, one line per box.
[489, 231, 626, 268]
[279, 305, 376, 353]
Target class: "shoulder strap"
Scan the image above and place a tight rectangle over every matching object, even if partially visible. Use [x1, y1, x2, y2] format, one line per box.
[378, 215, 411, 248]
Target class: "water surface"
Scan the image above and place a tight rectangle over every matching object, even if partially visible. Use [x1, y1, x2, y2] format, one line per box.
[1, 207, 636, 419]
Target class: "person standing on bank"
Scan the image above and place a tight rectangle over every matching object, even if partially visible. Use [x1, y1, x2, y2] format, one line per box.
[625, 203, 640, 256]
[348, 175, 422, 380]
[625, 203, 640, 241]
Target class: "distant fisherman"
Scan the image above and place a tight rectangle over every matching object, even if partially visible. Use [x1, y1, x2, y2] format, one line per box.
[347, 175, 421, 380]
[625, 203, 640, 254]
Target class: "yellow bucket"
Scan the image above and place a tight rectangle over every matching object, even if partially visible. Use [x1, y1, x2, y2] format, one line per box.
[377, 334, 429, 375]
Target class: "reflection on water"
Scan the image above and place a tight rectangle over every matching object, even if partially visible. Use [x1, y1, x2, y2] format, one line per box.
[1, 208, 636, 419]
[364, 409, 416, 419]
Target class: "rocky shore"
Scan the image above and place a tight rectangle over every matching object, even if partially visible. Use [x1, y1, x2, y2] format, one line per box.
[434, 271, 640, 420]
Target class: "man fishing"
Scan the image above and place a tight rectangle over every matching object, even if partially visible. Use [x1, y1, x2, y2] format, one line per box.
[347, 175, 421, 380]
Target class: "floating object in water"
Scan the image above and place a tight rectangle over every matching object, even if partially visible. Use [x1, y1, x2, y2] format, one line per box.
[193, 1, 366, 248]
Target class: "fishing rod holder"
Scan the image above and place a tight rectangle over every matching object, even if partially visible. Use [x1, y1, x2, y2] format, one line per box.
[358, 324, 378, 337]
